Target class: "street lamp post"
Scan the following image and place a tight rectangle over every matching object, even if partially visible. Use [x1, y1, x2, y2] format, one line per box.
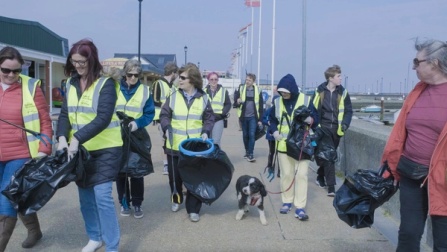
[138, 0, 143, 62]
[184, 46, 188, 65]
[197, 62, 200, 69]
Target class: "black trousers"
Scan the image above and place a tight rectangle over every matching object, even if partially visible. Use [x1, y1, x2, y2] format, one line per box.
[185, 192, 202, 214]
[116, 176, 144, 207]
[317, 127, 341, 187]
[397, 175, 447, 252]
[167, 154, 184, 204]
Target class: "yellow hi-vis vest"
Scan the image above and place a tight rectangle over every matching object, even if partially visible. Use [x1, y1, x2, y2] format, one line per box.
[237, 84, 260, 118]
[20, 75, 41, 158]
[66, 77, 122, 151]
[274, 94, 309, 152]
[116, 84, 150, 119]
[312, 89, 347, 136]
[153, 79, 174, 121]
[166, 91, 208, 151]
[208, 86, 226, 114]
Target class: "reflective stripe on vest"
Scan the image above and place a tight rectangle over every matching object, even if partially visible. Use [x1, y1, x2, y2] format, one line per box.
[209, 86, 226, 114]
[20, 75, 41, 158]
[313, 89, 347, 136]
[116, 84, 150, 119]
[274, 94, 308, 152]
[154, 80, 174, 121]
[166, 91, 207, 151]
[237, 84, 260, 118]
[66, 77, 122, 151]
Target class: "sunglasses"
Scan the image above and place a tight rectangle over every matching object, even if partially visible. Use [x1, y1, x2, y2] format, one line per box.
[126, 73, 139, 78]
[70, 59, 87, 67]
[179, 75, 189, 80]
[0, 67, 22, 74]
[413, 58, 427, 67]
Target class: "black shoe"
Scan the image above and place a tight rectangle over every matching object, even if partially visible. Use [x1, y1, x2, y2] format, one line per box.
[315, 175, 326, 188]
[247, 155, 256, 162]
[327, 186, 335, 197]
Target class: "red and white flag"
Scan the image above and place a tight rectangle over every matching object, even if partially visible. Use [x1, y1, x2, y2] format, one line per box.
[239, 23, 252, 36]
[245, 0, 260, 7]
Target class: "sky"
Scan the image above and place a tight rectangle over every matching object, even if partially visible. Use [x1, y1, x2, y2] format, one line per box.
[3, 0, 447, 94]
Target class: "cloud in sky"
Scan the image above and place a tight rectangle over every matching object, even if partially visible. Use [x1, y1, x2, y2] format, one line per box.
[3, 0, 446, 93]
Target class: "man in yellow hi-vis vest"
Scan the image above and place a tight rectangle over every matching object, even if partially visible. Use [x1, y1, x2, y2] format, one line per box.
[152, 62, 178, 175]
[233, 73, 264, 162]
[310, 65, 353, 197]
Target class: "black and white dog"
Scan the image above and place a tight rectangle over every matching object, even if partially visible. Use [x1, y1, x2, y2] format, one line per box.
[235, 175, 268, 225]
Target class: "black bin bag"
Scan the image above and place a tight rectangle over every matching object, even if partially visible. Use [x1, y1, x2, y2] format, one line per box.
[286, 122, 314, 161]
[2, 146, 90, 215]
[315, 127, 337, 165]
[255, 125, 266, 141]
[117, 111, 154, 178]
[177, 139, 234, 205]
[333, 163, 397, 228]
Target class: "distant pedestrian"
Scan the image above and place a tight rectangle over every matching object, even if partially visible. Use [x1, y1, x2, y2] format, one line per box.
[159, 63, 214, 222]
[152, 62, 178, 175]
[0, 46, 51, 251]
[381, 38, 447, 252]
[56, 39, 122, 252]
[115, 59, 155, 219]
[234, 73, 264, 162]
[268, 74, 318, 220]
[311, 65, 353, 196]
[204, 72, 231, 148]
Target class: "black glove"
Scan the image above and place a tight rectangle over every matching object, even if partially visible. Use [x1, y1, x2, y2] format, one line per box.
[341, 124, 348, 132]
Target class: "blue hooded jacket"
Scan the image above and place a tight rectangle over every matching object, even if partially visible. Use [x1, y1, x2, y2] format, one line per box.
[268, 74, 318, 133]
[119, 79, 155, 128]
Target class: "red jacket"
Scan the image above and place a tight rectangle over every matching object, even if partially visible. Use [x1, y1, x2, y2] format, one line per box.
[381, 81, 447, 216]
[0, 82, 52, 161]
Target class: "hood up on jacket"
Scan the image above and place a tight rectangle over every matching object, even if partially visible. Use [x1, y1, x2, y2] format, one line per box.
[277, 74, 299, 98]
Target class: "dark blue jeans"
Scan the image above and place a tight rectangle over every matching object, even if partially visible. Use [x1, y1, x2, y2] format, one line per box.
[397, 175, 447, 252]
[241, 117, 257, 155]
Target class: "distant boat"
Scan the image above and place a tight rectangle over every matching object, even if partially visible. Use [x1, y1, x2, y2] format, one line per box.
[360, 104, 381, 113]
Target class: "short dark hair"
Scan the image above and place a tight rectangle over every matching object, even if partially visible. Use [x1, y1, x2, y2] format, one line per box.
[164, 62, 178, 76]
[246, 73, 256, 82]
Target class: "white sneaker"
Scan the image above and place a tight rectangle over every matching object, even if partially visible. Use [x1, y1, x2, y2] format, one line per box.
[171, 203, 179, 212]
[189, 213, 200, 222]
[163, 164, 169, 175]
[82, 240, 103, 252]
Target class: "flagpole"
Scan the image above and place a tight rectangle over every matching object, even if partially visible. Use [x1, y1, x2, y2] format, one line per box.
[250, 4, 254, 72]
[244, 29, 248, 72]
[271, 0, 276, 101]
[301, 0, 307, 91]
[257, 0, 262, 85]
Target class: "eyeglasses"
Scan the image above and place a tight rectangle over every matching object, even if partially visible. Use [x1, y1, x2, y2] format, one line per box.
[70, 59, 87, 67]
[413, 58, 427, 67]
[0, 67, 22, 75]
[126, 73, 139, 78]
[179, 75, 189, 80]
[209, 78, 218, 81]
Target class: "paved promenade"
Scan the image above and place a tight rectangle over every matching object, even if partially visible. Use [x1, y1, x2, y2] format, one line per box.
[8, 109, 401, 252]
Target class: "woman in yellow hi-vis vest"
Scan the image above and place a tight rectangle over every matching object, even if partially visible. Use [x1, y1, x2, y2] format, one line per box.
[0, 46, 52, 251]
[268, 74, 319, 221]
[56, 39, 122, 252]
[159, 63, 214, 223]
[204, 72, 231, 148]
[115, 59, 155, 219]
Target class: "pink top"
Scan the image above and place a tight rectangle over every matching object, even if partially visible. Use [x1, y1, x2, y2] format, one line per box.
[403, 82, 447, 166]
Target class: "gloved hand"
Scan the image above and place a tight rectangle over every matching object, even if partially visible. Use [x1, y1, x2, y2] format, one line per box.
[36, 152, 47, 158]
[264, 166, 275, 182]
[273, 131, 282, 141]
[341, 124, 348, 132]
[129, 121, 138, 132]
[57, 136, 68, 151]
[201, 133, 208, 142]
[67, 137, 79, 161]
[304, 116, 313, 125]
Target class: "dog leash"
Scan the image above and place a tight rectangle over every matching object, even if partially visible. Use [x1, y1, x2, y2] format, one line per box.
[265, 113, 312, 195]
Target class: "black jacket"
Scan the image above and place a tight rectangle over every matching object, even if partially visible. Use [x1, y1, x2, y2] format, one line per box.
[56, 75, 122, 187]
